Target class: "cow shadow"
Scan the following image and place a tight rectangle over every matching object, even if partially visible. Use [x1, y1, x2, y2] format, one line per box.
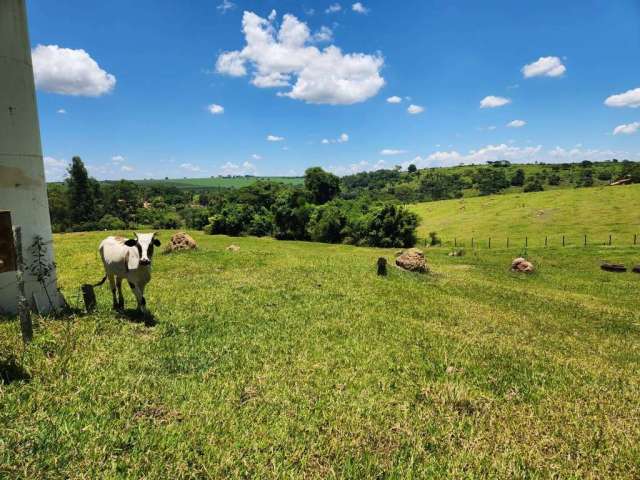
[116, 309, 158, 327]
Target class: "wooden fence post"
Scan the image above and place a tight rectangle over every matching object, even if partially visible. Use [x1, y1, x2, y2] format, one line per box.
[562, 235, 565, 247]
[488, 237, 491, 249]
[635, 234, 637, 245]
[507, 237, 509, 248]
[454, 238, 457, 247]
[584, 235, 587, 247]
[545, 236, 548, 247]
[12, 226, 33, 343]
[525, 236, 528, 248]
[471, 237, 474, 248]
[609, 234, 612, 246]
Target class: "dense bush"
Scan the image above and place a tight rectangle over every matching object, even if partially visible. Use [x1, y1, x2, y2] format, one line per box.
[474, 168, 510, 196]
[419, 173, 465, 201]
[360, 204, 419, 248]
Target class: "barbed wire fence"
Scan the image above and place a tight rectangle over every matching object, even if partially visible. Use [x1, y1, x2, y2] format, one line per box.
[421, 233, 640, 249]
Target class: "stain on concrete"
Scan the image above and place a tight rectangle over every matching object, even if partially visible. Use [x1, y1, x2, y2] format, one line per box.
[0, 166, 42, 188]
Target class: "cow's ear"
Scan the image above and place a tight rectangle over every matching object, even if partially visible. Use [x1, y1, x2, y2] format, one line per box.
[124, 239, 137, 247]
[153, 238, 161, 247]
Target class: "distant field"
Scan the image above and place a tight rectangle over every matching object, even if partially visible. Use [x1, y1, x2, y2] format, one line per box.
[1, 231, 640, 478]
[410, 184, 640, 247]
[132, 176, 304, 189]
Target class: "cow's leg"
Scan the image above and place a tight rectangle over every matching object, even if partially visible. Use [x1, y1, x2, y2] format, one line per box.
[108, 274, 118, 310]
[116, 277, 124, 310]
[129, 281, 146, 312]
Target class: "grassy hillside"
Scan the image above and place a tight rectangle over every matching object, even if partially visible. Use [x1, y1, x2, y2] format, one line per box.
[410, 184, 640, 247]
[1, 231, 640, 478]
[131, 176, 304, 189]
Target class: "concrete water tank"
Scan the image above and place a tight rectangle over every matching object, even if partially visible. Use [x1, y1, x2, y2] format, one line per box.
[0, 0, 63, 314]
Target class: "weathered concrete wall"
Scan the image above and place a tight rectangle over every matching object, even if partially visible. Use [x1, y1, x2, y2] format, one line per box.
[0, 0, 63, 314]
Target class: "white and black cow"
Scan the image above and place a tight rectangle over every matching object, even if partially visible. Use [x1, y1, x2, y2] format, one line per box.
[95, 232, 161, 311]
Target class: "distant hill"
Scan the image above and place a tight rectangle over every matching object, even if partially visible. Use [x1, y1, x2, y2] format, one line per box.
[409, 183, 640, 247]
[129, 176, 304, 189]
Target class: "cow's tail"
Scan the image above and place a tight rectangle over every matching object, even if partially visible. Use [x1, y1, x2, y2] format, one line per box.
[93, 276, 107, 287]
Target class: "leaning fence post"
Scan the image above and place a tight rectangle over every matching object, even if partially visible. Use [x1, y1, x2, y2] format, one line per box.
[12, 226, 33, 343]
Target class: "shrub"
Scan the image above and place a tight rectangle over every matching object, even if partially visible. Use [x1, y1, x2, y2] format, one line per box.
[523, 179, 544, 192]
[97, 214, 126, 231]
[510, 169, 525, 186]
[548, 174, 561, 185]
[361, 204, 419, 248]
[307, 204, 348, 243]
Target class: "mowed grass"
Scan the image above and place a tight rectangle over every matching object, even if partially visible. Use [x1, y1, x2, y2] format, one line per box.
[410, 184, 640, 247]
[1, 231, 640, 478]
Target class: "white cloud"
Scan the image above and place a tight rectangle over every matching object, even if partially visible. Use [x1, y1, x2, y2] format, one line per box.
[480, 95, 511, 108]
[407, 104, 424, 114]
[180, 163, 204, 173]
[328, 159, 385, 175]
[352, 2, 369, 14]
[57, 108, 66, 114]
[322, 133, 349, 144]
[32, 44, 116, 96]
[215, 11, 384, 105]
[111, 155, 125, 163]
[604, 88, 640, 108]
[312, 26, 333, 43]
[251, 153, 263, 160]
[267, 134, 285, 142]
[220, 161, 257, 175]
[43, 156, 68, 181]
[121, 165, 134, 172]
[613, 122, 640, 135]
[208, 103, 224, 115]
[326, 3, 342, 13]
[386, 96, 402, 104]
[217, 0, 235, 14]
[522, 56, 566, 78]
[380, 149, 407, 156]
[507, 119, 526, 128]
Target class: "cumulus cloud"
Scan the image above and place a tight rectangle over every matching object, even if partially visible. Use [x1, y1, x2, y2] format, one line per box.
[407, 104, 424, 114]
[322, 133, 349, 144]
[208, 103, 224, 115]
[111, 155, 125, 163]
[328, 159, 386, 176]
[387, 96, 402, 104]
[267, 134, 285, 142]
[312, 26, 333, 43]
[352, 2, 369, 14]
[217, 0, 235, 14]
[613, 122, 640, 135]
[57, 108, 66, 114]
[507, 119, 526, 128]
[43, 156, 68, 181]
[604, 88, 640, 108]
[251, 153, 263, 160]
[32, 44, 116, 96]
[180, 163, 204, 173]
[522, 56, 566, 78]
[480, 95, 511, 108]
[326, 3, 342, 13]
[380, 149, 407, 156]
[220, 161, 257, 175]
[215, 11, 385, 105]
[121, 165, 134, 172]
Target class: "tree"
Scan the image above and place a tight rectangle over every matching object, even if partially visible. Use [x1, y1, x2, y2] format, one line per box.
[304, 167, 340, 204]
[307, 204, 347, 243]
[510, 168, 525, 186]
[419, 173, 464, 201]
[523, 178, 544, 192]
[407, 164, 417, 174]
[474, 168, 510, 196]
[361, 204, 419, 248]
[65, 156, 98, 224]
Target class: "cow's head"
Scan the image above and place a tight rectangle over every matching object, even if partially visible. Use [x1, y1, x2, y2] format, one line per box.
[124, 232, 161, 266]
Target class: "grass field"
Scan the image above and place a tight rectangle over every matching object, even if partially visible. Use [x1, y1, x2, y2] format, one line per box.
[1, 230, 640, 478]
[410, 184, 640, 248]
[131, 176, 304, 189]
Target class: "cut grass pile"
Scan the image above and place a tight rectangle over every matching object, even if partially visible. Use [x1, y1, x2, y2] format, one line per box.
[1, 231, 639, 478]
[410, 183, 640, 247]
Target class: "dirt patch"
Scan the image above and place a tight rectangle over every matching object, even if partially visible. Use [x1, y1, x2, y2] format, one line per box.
[132, 404, 183, 424]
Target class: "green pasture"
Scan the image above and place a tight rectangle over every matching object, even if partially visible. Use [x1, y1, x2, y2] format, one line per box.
[1, 230, 639, 478]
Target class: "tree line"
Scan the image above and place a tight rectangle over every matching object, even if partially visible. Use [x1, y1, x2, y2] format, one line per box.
[48, 158, 419, 248]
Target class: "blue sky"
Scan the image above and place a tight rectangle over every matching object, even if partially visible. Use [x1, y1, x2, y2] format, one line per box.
[28, 0, 640, 181]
